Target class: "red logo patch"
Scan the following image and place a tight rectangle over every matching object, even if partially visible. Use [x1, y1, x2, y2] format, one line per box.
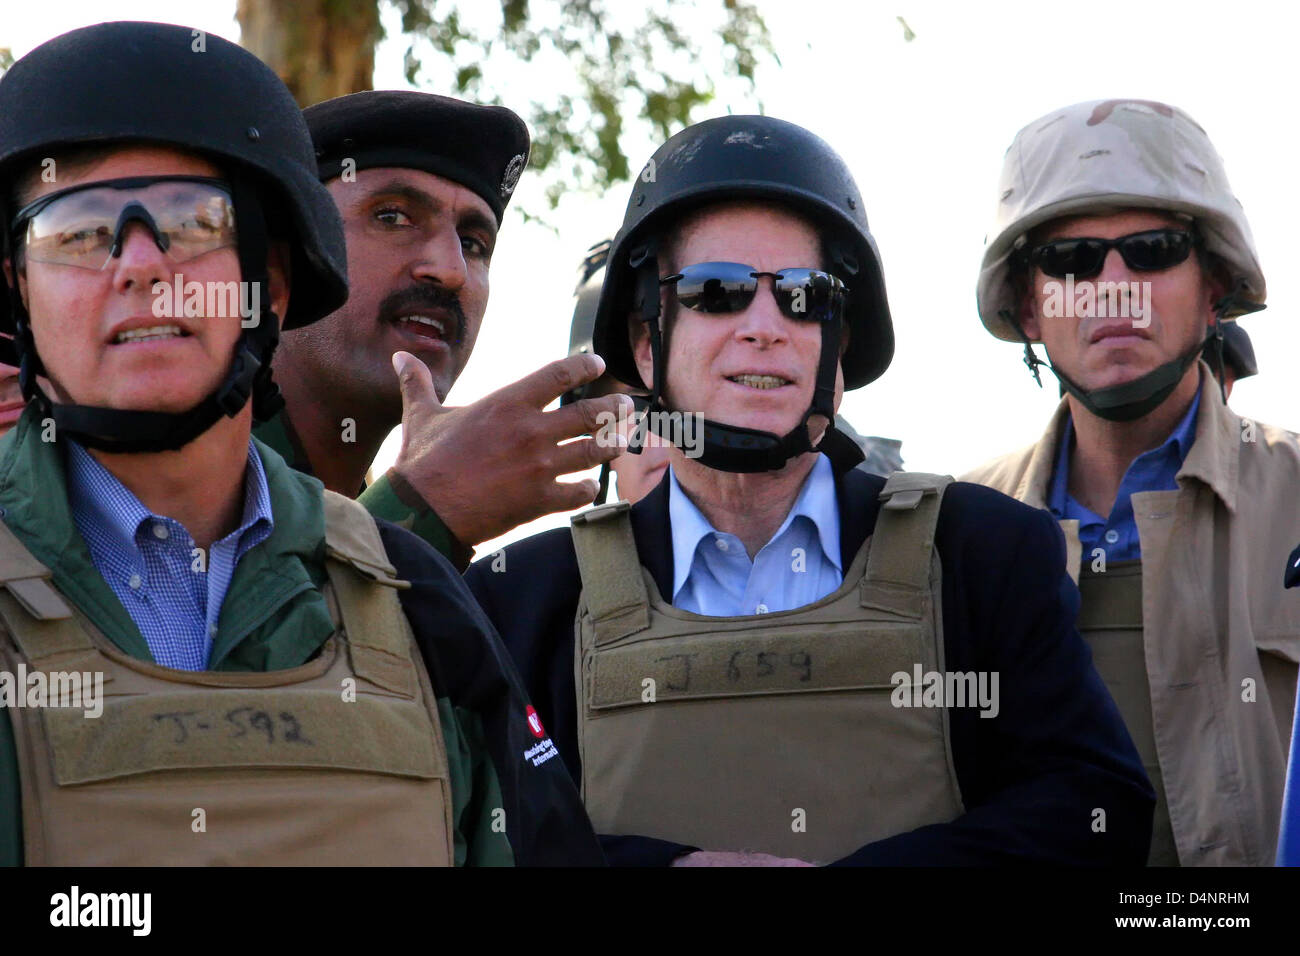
[526, 705, 546, 739]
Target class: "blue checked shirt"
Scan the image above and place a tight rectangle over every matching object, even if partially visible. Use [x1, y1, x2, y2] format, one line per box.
[1047, 393, 1200, 562]
[669, 453, 842, 617]
[66, 440, 274, 670]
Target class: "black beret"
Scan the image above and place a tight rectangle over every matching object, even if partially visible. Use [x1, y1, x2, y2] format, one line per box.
[304, 90, 530, 223]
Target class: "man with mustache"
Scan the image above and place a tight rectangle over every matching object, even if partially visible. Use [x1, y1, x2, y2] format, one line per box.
[964, 99, 1300, 866]
[257, 91, 628, 567]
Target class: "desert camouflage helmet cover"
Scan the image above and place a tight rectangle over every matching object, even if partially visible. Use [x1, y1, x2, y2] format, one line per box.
[977, 99, 1265, 340]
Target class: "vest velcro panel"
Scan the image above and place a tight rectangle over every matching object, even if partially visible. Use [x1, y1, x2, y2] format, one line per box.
[0, 491, 455, 866]
[861, 473, 952, 619]
[570, 501, 650, 646]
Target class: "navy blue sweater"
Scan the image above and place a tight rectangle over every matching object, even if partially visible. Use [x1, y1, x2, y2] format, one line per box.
[465, 466, 1155, 866]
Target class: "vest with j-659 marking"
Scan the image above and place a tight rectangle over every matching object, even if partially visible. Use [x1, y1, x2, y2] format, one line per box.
[570, 472, 964, 862]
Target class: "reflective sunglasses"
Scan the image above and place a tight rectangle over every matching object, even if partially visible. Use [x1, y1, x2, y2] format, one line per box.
[11, 176, 237, 270]
[1020, 228, 1200, 280]
[660, 261, 846, 321]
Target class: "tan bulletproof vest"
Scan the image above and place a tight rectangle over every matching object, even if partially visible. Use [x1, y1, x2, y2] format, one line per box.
[1076, 559, 1177, 866]
[570, 472, 965, 863]
[0, 490, 454, 866]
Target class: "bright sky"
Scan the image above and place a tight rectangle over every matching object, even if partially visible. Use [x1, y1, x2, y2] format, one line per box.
[8, 2, 1300, 558]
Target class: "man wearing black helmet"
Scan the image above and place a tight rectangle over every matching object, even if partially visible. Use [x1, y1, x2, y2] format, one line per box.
[467, 115, 1154, 865]
[559, 240, 670, 506]
[0, 22, 601, 866]
[257, 91, 629, 567]
[563, 239, 904, 507]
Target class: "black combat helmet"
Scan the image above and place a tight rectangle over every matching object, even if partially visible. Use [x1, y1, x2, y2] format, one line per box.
[562, 239, 621, 504]
[0, 21, 348, 453]
[1206, 320, 1258, 382]
[561, 239, 612, 407]
[591, 115, 891, 473]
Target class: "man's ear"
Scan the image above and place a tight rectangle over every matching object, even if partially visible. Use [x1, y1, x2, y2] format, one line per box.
[267, 241, 291, 321]
[630, 311, 654, 388]
[2, 257, 28, 311]
[1204, 259, 1230, 324]
[1017, 275, 1042, 341]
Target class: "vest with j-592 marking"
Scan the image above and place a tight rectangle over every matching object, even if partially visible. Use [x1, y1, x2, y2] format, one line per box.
[0, 490, 454, 866]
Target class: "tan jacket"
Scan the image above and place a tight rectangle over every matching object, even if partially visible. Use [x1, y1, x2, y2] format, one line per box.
[963, 362, 1300, 865]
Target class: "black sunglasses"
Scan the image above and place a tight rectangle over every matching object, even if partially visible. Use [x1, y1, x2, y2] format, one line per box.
[660, 261, 846, 321]
[1020, 228, 1200, 280]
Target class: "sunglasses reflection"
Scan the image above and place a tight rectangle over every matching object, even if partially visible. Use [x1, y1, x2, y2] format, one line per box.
[664, 262, 847, 321]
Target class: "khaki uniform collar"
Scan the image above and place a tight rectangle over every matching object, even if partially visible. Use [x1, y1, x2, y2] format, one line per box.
[1016, 401, 1070, 510]
[1176, 360, 1239, 514]
[1016, 360, 1236, 513]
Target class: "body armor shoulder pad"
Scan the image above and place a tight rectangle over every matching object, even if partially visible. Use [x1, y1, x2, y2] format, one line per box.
[321, 490, 409, 590]
[0, 519, 73, 621]
[877, 471, 952, 511]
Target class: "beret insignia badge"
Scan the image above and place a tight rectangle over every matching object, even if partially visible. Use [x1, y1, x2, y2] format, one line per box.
[500, 152, 527, 198]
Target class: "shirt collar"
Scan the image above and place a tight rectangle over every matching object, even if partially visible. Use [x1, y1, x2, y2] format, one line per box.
[1047, 385, 1202, 518]
[239, 443, 276, 549]
[1045, 422, 1073, 522]
[66, 441, 154, 561]
[668, 453, 841, 598]
[66, 438, 275, 554]
[1165, 390, 1201, 460]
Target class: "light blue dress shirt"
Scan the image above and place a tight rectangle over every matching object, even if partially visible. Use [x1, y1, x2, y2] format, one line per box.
[66, 439, 274, 670]
[1047, 393, 1200, 562]
[669, 453, 842, 617]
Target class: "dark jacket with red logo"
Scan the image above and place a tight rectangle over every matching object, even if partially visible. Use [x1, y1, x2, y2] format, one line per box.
[381, 520, 604, 865]
[465, 465, 1155, 866]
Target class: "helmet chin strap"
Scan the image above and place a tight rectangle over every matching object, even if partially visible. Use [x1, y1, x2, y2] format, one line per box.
[625, 241, 864, 475]
[1001, 283, 1265, 423]
[1051, 340, 1204, 423]
[6, 173, 285, 454]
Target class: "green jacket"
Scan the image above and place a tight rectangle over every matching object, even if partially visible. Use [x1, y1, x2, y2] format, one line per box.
[254, 410, 474, 570]
[0, 406, 509, 866]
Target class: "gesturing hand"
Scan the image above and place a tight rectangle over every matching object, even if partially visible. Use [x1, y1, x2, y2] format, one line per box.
[389, 350, 633, 547]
